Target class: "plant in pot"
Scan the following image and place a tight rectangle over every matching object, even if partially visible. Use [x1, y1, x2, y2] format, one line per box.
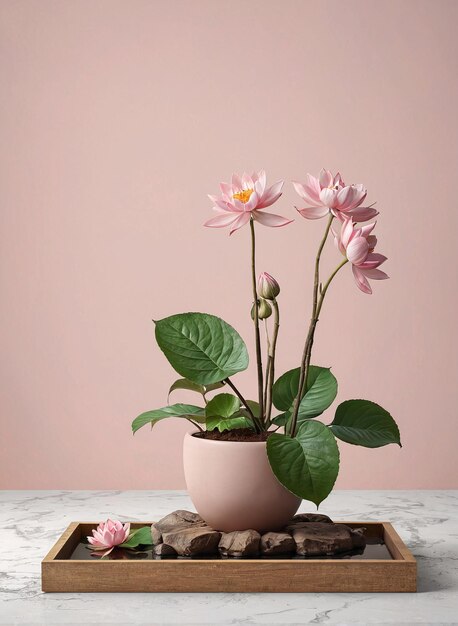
[132, 169, 401, 533]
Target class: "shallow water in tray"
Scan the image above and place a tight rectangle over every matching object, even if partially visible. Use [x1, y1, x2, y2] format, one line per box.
[68, 537, 392, 561]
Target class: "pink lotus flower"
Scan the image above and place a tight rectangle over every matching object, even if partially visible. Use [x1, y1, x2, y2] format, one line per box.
[332, 218, 388, 294]
[87, 519, 130, 556]
[204, 170, 293, 234]
[293, 169, 378, 222]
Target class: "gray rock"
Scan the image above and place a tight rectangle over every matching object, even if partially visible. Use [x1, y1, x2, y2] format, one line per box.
[261, 532, 296, 555]
[291, 522, 366, 556]
[154, 510, 206, 534]
[219, 530, 261, 557]
[154, 543, 177, 557]
[162, 526, 221, 556]
[150, 523, 162, 545]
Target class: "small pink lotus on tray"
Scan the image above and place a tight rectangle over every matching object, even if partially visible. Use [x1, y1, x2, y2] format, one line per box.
[87, 519, 131, 557]
[87, 520, 154, 557]
[132, 167, 401, 534]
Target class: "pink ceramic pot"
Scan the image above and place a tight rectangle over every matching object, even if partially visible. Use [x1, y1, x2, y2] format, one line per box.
[183, 432, 301, 532]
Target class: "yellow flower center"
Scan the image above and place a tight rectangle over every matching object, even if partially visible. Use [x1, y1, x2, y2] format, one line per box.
[232, 188, 254, 204]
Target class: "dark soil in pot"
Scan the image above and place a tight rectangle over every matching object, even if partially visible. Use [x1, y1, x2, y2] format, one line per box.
[193, 428, 271, 442]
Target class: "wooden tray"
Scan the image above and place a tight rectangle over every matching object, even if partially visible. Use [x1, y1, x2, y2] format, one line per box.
[42, 521, 416, 593]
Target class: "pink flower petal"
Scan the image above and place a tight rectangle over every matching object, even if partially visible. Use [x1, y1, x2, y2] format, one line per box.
[241, 172, 253, 189]
[336, 185, 367, 211]
[358, 252, 387, 269]
[345, 206, 379, 222]
[253, 211, 293, 227]
[204, 213, 240, 228]
[231, 173, 242, 190]
[219, 182, 233, 198]
[208, 194, 231, 211]
[347, 236, 369, 265]
[257, 180, 284, 209]
[341, 217, 357, 249]
[296, 206, 329, 220]
[352, 266, 372, 294]
[244, 190, 259, 211]
[319, 168, 333, 189]
[254, 169, 266, 197]
[360, 222, 376, 238]
[366, 234, 377, 250]
[363, 268, 389, 280]
[229, 212, 251, 235]
[319, 187, 338, 209]
[292, 181, 322, 207]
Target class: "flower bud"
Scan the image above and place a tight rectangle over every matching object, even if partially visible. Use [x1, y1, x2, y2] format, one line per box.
[257, 272, 280, 300]
[251, 298, 272, 321]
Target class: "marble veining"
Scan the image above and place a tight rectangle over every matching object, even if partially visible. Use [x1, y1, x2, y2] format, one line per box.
[0, 490, 457, 624]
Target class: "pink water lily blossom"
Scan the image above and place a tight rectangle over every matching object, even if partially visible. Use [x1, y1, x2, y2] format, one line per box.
[87, 519, 130, 557]
[332, 218, 388, 294]
[204, 170, 293, 234]
[293, 168, 378, 223]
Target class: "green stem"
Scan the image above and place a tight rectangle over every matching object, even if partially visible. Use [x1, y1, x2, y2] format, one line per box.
[289, 215, 334, 437]
[263, 321, 271, 410]
[316, 258, 348, 318]
[250, 218, 264, 427]
[266, 299, 280, 423]
[289, 257, 348, 436]
[224, 377, 262, 432]
[189, 419, 204, 432]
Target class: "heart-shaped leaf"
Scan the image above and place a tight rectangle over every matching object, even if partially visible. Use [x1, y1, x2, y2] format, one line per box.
[205, 393, 240, 419]
[330, 399, 401, 448]
[267, 420, 340, 506]
[272, 366, 337, 422]
[155, 313, 249, 385]
[205, 393, 253, 432]
[132, 404, 205, 434]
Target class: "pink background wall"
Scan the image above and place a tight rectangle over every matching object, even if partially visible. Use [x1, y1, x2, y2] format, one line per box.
[1, 0, 457, 490]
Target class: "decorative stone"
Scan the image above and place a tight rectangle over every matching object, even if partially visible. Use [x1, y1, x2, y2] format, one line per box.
[260, 532, 296, 555]
[291, 522, 366, 556]
[154, 510, 205, 534]
[150, 523, 162, 545]
[219, 530, 261, 557]
[149, 510, 367, 560]
[162, 526, 221, 556]
[154, 543, 177, 557]
[289, 513, 333, 525]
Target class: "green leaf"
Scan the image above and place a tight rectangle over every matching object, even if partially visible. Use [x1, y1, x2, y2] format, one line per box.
[272, 368, 301, 411]
[205, 393, 253, 432]
[238, 399, 260, 420]
[206, 415, 252, 432]
[120, 527, 153, 548]
[132, 403, 205, 434]
[272, 366, 337, 422]
[267, 421, 340, 506]
[167, 379, 225, 401]
[204, 381, 226, 394]
[299, 367, 337, 420]
[329, 399, 401, 448]
[272, 411, 291, 427]
[168, 378, 205, 400]
[155, 313, 249, 385]
[205, 393, 240, 419]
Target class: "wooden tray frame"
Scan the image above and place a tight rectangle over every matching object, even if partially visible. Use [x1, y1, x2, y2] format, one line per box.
[42, 521, 416, 593]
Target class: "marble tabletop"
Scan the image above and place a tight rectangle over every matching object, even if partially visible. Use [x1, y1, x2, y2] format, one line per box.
[0, 490, 457, 624]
